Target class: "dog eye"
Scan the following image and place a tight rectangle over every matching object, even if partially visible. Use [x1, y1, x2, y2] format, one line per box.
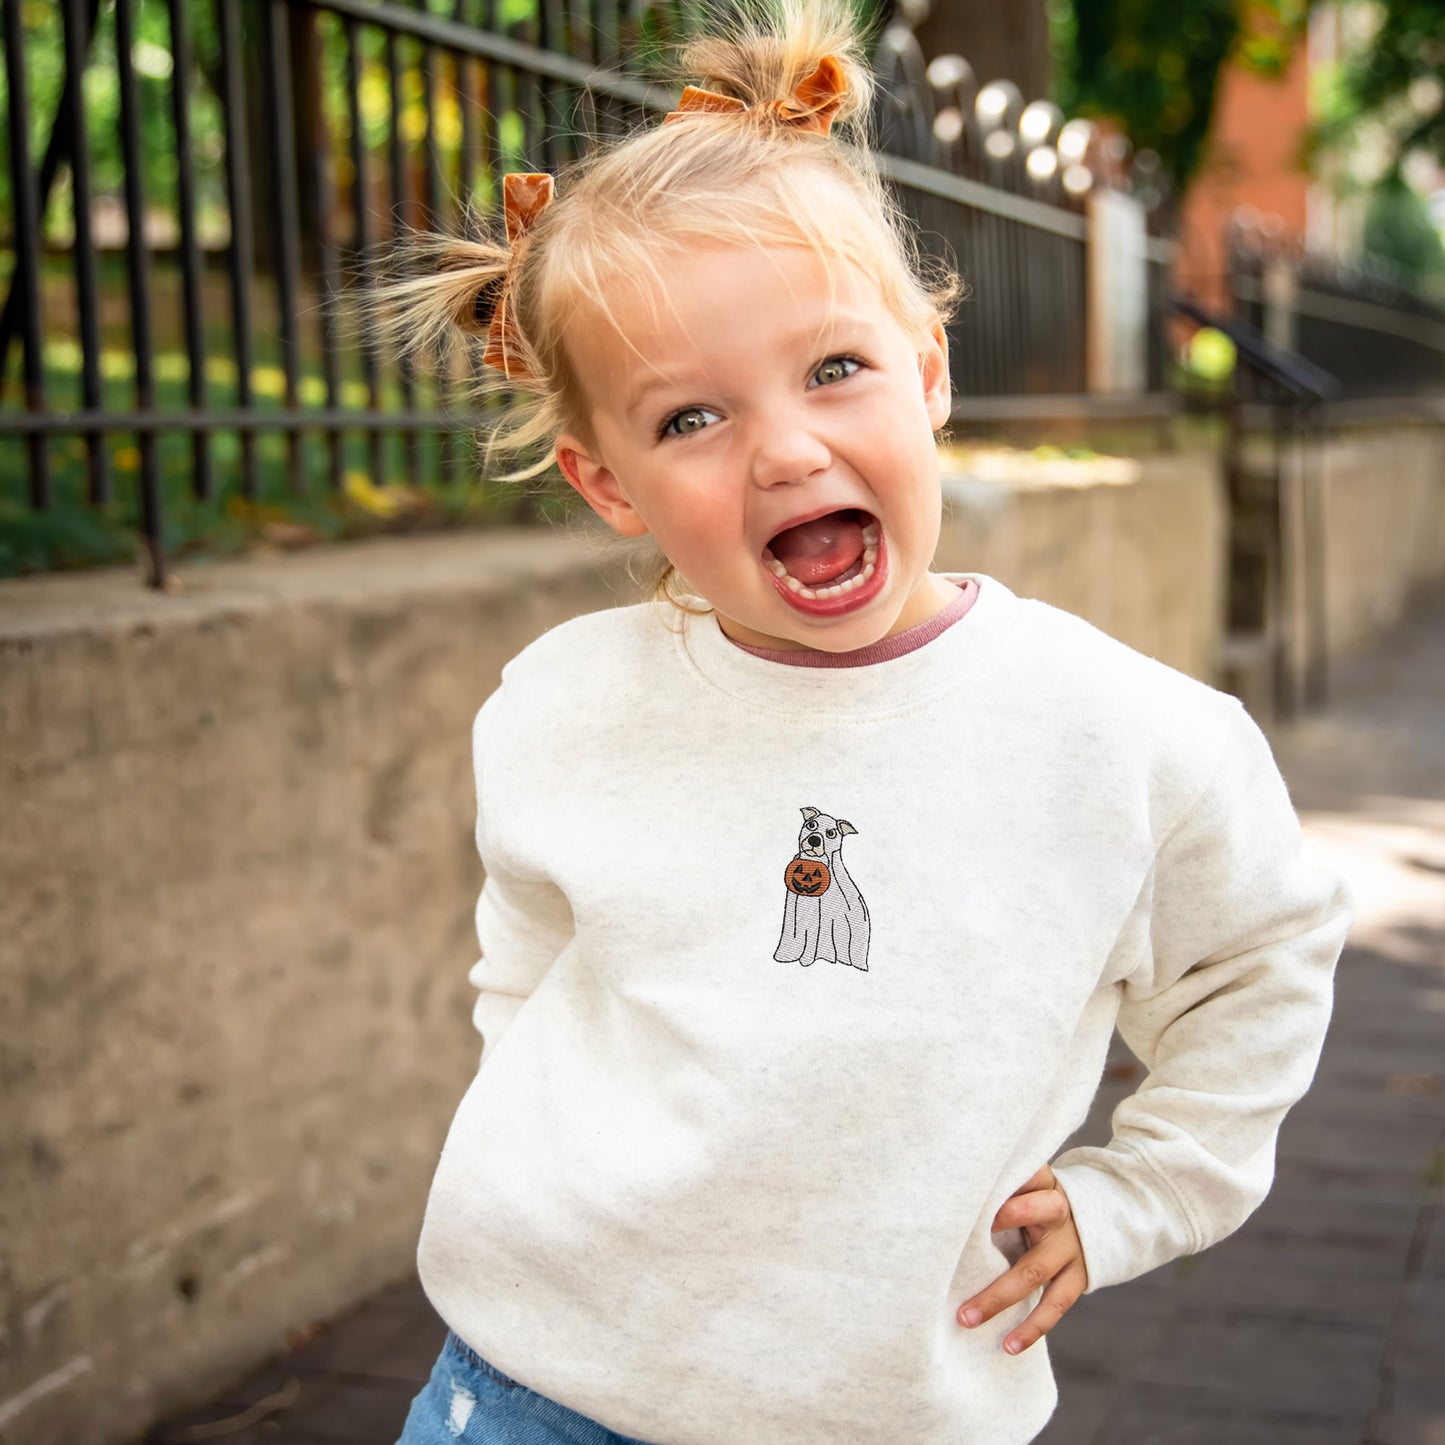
[826, 828, 836, 837]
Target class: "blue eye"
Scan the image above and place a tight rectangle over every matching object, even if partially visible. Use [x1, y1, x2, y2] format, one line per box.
[658, 405, 721, 441]
[655, 355, 864, 442]
[812, 355, 863, 386]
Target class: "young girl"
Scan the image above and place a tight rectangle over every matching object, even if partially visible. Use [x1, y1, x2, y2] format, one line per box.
[385, 3, 1354, 1441]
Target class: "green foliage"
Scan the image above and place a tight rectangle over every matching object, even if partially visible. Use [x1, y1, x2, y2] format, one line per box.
[0, 494, 136, 574]
[1306, 2, 1445, 287]
[1363, 172, 1445, 285]
[0, 421, 567, 578]
[1049, 0, 1313, 190]
[0, 254, 568, 578]
[1312, 0, 1444, 177]
[1, 0, 227, 235]
[0, 0, 552, 234]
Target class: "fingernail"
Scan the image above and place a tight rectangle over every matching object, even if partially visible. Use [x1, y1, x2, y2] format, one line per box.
[1004, 1337, 1022, 1354]
[961, 1308, 983, 1327]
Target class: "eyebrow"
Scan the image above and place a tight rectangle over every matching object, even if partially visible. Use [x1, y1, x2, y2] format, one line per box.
[623, 312, 879, 420]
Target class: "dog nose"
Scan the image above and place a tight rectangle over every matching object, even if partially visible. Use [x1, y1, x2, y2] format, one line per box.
[807, 834, 821, 848]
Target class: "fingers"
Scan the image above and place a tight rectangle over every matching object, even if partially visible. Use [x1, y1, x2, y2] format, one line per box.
[991, 1184, 1069, 1234]
[997, 1258, 1088, 1354]
[957, 1230, 1085, 1351]
[959, 1168, 1086, 1354]
[959, 1232, 1072, 1326]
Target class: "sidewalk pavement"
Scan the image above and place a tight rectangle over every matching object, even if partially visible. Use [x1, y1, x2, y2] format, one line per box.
[141, 588, 1445, 1445]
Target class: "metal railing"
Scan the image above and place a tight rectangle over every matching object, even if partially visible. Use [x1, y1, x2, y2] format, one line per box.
[868, 25, 1175, 402]
[1227, 214, 1445, 400]
[1, 0, 1170, 585]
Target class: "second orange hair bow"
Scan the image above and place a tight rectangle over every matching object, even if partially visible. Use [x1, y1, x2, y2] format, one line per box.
[663, 54, 847, 137]
[476, 171, 555, 383]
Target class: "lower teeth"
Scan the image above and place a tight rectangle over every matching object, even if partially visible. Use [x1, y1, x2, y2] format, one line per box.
[762, 534, 881, 602]
[782, 560, 876, 600]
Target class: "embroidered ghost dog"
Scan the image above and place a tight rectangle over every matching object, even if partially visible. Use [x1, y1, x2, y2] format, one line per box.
[775, 807, 871, 971]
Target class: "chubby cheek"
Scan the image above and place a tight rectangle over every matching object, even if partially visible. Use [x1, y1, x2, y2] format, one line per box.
[652, 494, 747, 574]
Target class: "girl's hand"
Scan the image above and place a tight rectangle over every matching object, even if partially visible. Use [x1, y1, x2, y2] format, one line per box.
[956, 1164, 1089, 1355]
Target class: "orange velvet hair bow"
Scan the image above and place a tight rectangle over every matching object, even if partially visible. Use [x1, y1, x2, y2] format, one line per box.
[663, 54, 847, 137]
[474, 171, 554, 383]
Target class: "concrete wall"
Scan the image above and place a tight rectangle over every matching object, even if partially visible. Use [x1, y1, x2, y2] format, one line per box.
[0, 532, 638, 1445]
[1292, 425, 1445, 669]
[938, 450, 1226, 683]
[0, 431, 1438, 1445]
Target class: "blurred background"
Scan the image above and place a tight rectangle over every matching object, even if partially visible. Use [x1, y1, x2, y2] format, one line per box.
[2, 1, 1443, 1442]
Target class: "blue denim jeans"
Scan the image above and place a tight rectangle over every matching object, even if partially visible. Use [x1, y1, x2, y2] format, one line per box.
[396, 1329, 659, 1445]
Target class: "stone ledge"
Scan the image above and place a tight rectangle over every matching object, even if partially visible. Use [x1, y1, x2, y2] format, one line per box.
[0, 522, 641, 644]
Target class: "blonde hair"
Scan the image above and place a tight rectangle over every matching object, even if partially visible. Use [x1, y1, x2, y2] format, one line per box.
[371, 0, 963, 611]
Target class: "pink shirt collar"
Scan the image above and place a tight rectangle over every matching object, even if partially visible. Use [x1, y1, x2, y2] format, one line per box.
[724, 577, 978, 668]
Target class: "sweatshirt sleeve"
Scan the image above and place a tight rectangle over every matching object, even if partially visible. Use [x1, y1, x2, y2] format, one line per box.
[466, 686, 575, 1061]
[1050, 697, 1356, 1292]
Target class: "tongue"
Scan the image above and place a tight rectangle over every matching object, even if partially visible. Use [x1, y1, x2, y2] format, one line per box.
[768, 510, 866, 586]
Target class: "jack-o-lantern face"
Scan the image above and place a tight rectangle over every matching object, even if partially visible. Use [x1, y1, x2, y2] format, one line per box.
[786, 858, 831, 896]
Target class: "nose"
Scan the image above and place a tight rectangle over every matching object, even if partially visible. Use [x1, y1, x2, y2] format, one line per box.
[746, 403, 831, 490]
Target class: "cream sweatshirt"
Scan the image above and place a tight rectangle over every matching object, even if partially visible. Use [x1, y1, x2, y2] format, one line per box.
[415, 571, 1355, 1445]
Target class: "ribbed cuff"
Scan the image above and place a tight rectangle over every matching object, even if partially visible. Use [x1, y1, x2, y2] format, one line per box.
[1050, 1146, 1199, 1293]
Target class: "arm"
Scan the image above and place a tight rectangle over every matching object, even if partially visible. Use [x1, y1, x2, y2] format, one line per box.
[467, 686, 575, 1061]
[1050, 697, 1356, 1292]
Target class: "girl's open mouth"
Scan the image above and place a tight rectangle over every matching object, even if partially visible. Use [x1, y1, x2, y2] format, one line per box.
[760, 508, 887, 616]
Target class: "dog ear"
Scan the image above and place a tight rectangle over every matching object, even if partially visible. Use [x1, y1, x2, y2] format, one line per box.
[801, 806, 821, 821]
[837, 820, 857, 836]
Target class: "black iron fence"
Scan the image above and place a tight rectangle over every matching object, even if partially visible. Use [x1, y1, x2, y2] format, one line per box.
[2, 0, 1172, 584]
[1227, 213, 1445, 401]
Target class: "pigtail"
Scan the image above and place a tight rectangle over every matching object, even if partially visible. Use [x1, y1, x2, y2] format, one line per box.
[354, 199, 573, 489]
[365, 226, 511, 371]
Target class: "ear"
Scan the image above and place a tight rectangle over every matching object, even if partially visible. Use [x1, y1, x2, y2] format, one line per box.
[918, 320, 952, 432]
[555, 432, 650, 537]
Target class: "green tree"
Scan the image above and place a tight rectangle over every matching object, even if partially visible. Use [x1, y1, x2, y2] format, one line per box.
[1049, 0, 1313, 192]
[1363, 172, 1445, 284]
[1312, 0, 1444, 178]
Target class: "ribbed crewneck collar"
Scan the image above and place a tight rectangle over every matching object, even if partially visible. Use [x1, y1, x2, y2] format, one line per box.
[672, 572, 1026, 717]
[726, 577, 977, 667]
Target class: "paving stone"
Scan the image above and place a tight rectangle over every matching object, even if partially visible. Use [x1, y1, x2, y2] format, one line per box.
[364, 1278, 432, 1318]
[145, 1422, 323, 1445]
[1388, 1353, 1445, 1417]
[1277, 1116, 1445, 1174]
[1376, 1417, 1445, 1445]
[206, 1364, 324, 1414]
[1092, 1383, 1367, 1445]
[1164, 1251, 1402, 1328]
[271, 1374, 416, 1442]
[1077, 1270, 1183, 1316]
[1301, 1093, 1445, 1128]
[282, 1301, 418, 1376]
[1134, 1313, 1386, 1415]
[1273, 1153, 1428, 1199]
[354, 1321, 450, 1385]
[1314, 1048, 1445, 1098]
[142, 1365, 338, 1445]
[1051, 1306, 1173, 1381]
[1419, 1209, 1445, 1281]
[1397, 1277, 1445, 1337]
[1215, 1191, 1421, 1279]
[1032, 1372, 1117, 1445]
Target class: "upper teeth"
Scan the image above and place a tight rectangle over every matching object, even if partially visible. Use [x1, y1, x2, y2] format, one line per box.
[760, 530, 882, 598]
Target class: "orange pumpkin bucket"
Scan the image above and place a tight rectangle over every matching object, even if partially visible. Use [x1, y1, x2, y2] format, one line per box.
[785, 859, 831, 896]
